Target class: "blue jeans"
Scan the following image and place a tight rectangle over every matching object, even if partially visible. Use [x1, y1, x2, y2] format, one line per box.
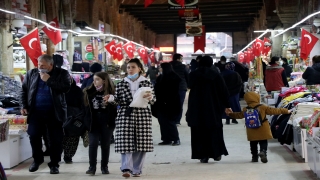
[175, 90, 187, 124]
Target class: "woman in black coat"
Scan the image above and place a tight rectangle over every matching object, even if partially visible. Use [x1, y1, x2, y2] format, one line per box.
[154, 63, 182, 146]
[302, 55, 320, 85]
[186, 56, 232, 163]
[221, 62, 242, 125]
[62, 77, 84, 164]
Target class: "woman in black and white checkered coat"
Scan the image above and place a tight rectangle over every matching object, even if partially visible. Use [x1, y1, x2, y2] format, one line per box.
[104, 58, 156, 178]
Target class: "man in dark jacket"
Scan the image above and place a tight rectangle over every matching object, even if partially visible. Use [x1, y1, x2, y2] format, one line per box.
[81, 63, 102, 90]
[230, 57, 249, 98]
[282, 58, 292, 78]
[146, 62, 159, 86]
[20, 54, 71, 174]
[302, 55, 320, 85]
[214, 56, 227, 72]
[170, 53, 189, 125]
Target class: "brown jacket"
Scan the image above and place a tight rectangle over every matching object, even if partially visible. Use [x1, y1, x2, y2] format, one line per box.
[228, 92, 290, 141]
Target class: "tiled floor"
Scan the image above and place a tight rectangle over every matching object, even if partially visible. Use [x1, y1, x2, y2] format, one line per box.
[4, 101, 317, 180]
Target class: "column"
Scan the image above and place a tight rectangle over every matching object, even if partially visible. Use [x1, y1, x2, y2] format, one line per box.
[0, 25, 13, 74]
[271, 31, 282, 57]
[67, 32, 74, 65]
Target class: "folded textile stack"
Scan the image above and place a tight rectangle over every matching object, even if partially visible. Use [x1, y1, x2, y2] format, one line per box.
[290, 103, 320, 122]
[0, 120, 9, 142]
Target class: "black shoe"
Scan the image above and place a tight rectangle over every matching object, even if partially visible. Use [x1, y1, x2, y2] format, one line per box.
[232, 119, 238, 124]
[226, 119, 230, 124]
[101, 167, 109, 174]
[259, 151, 268, 163]
[252, 155, 259, 162]
[86, 166, 96, 175]
[200, 158, 209, 163]
[158, 141, 172, 145]
[172, 140, 180, 146]
[64, 157, 73, 164]
[50, 167, 59, 174]
[214, 156, 222, 161]
[29, 161, 43, 172]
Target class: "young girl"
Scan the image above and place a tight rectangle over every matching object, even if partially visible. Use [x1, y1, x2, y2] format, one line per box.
[83, 72, 117, 175]
[227, 91, 290, 163]
[104, 58, 155, 178]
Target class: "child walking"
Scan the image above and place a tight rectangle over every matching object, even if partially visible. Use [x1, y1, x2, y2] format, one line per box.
[83, 72, 117, 175]
[227, 91, 290, 163]
[104, 58, 156, 178]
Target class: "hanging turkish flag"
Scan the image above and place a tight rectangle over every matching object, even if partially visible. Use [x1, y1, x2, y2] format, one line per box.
[145, 0, 155, 7]
[300, 29, 319, 60]
[105, 40, 116, 57]
[264, 37, 271, 44]
[194, 26, 206, 53]
[115, 43, 123, 61]
[262, 46, 271, 56]
[238, 52, 245, 63]
[254, 39, 264, 57]
[243, 51, 249, 63]
[148, 51, 156, 63]
[247, 48, 253, 62]
[123, 41, 135, 59]
[42, 17, 62, 45]
[20, 28, 42, 67]
[138, 47, 148, 64]
[175, 0, 185, 7]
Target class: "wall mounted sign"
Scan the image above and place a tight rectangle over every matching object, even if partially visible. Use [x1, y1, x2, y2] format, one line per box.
[85, 52, 94, 60]
[85, 44, 93, 52]
[168, 0, 198, 10]
[178, 9, 199, 21]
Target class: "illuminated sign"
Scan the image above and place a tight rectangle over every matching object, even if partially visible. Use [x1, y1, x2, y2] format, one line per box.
[159, 47, 174, 52]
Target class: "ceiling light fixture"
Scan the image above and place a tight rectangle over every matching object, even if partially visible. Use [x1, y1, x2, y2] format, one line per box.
[85, 26, 101, 32]
[274, 10, 320, 37]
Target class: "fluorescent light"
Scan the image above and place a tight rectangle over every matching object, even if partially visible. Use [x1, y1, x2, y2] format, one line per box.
[77, 30, 101, 33]
[275, 10, 320, 37]
[0, 8, 16, 14]
[238, 30, 269, 53]
[254, 29, 283, 33]
[85, 26, 101, 32]
[24, 16, 61, 31]
[67, 29, 83, 35]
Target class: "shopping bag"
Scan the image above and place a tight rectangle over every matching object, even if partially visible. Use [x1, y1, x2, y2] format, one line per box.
[129, 87, 152, 108]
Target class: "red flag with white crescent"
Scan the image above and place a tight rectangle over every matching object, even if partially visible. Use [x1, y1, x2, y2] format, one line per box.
[138, 47, 148, 64]
[148, 51, 156, 63]
[243, 51, 249, 63]
[300, 29, 319, 60]
[247, 48, 253, 62]
[254, 39, 264, 57]
[262, 46, 271, 56]
[115, 43, 123, 61]
[104, 40, 116, 56]
[123, 41, 135, 59]
[238, 52, 245, 63]
[42, 17, 62, 45]
[19, 28, 42, 67]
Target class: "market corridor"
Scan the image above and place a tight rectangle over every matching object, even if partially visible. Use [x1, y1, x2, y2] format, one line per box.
[5, 101, 315, 180]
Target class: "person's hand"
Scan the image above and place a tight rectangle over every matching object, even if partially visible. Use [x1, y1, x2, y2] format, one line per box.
[40, 72, 50, 82]
[20, 109, 28, 116]
[143, 93, 153, 100]
[225, 108, 233, 116]
[103, 95, 110, 102]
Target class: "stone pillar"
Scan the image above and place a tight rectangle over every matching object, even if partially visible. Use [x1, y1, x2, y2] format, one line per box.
[0, 25, 13, 74]
[271, 31, 282, 57]
[67, 32, 74, 65]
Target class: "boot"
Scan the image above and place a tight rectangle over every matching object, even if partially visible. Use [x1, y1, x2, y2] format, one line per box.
[258, 151, 268, 163]
[200, 158, 209, 163]
[232, 119, 238, 124]
[252, 155, 258, 162]
[86, 166, 96, 175]
[101, 167, 109, 174]
[226, 119, 230, 125]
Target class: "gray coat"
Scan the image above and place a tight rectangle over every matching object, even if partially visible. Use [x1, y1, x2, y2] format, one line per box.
[113, 79, 156, 153]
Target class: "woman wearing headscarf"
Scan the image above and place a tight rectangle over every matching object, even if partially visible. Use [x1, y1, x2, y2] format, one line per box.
[186, 56, 232, 163]
[221, 62, 243, 125]
[154, 63, 182, 146]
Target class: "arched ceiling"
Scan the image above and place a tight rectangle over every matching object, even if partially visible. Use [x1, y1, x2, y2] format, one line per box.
[120, 0, 265, 34]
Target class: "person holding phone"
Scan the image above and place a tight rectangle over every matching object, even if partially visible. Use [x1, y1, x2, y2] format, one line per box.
[104, 58, 155, 178]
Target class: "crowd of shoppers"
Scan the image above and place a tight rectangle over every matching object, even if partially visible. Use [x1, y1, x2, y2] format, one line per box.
[21, 53, 305, 178]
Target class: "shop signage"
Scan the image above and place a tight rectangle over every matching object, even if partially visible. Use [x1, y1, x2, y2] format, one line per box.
[159, 47, 174, 52]
[85, 52, 94, 60]
[168, 0, 198, 10]
[186, 19, 202, 37]
[85, 44, 93, 52]
[178, 9, 199, 21]
[193, 26, 205, 53]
